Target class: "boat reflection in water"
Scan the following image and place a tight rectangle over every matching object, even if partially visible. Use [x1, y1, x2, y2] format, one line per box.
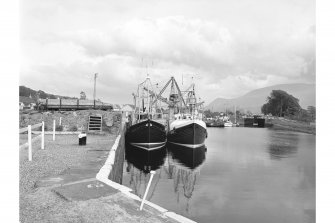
[167, 142, 206, 170]
[165, 142, 207, 212]
[124, 143, 167, 198]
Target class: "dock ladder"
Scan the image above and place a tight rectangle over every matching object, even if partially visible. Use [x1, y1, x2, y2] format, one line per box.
[88, 115, 102, 132]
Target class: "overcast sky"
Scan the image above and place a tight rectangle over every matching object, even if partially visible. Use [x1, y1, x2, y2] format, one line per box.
[20, 0, 315, 104]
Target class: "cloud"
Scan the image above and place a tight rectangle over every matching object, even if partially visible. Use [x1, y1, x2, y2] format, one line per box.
[20, 1, 315, 104]
[66, 16, 235, 73]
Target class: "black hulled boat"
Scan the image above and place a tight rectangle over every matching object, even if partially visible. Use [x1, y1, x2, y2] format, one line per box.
[125, 76, 167, 150]
[167, 119, 207, 148]
[167, 82, 207, 148]
[126, 118, 166, 150]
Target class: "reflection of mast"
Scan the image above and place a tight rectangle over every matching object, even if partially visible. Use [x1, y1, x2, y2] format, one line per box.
[127, 160, 163, 200]
[167, 143, 206, 212]
[170, 161, 199, 212]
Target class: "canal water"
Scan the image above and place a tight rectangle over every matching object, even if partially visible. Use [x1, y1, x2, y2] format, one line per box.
[122, 127, 315, 223]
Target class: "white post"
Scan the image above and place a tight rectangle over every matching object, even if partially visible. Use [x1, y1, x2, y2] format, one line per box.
[41, 121, 45, 150]
[140, 171, 155, 211]
[28, 125, 32, 161]
[59, 117, 62, 125]
[53, 120, 56, 141]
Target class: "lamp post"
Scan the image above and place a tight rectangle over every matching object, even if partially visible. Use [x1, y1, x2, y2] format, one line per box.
[93, 73, 98, 109]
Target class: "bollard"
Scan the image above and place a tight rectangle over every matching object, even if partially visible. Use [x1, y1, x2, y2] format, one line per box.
[41, 121, 45, 150]
[140, 170, 155, 211]
[53, 120, 55, 141]
[59, 117, 62, 125]
[28, 125, 32, 161]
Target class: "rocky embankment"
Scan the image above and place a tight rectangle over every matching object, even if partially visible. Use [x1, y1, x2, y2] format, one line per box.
[19, 110, 121, 133]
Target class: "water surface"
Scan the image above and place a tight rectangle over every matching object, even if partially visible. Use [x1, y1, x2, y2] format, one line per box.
[122, 127, 315, 223]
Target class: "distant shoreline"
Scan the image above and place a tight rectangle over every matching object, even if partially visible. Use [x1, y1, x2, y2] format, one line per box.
[266, 118, 316, 135]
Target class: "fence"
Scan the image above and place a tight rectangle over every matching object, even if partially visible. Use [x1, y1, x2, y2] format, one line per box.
[19, 121, 45, 161]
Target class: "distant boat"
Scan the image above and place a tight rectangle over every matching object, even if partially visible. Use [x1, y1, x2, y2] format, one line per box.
[205, 119, 225, 127]
[125, 76, 166, 150]
[224, 121, 233, 127]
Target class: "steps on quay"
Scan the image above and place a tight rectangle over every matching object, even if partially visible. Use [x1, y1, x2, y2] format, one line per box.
[88, 115, 102, 132]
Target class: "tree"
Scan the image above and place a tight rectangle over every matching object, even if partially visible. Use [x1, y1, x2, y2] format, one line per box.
[246, 110, 253, 116]
[80, 91, 86, 100]
[261, 90, 301, 117]
[307, 106, 316, 120]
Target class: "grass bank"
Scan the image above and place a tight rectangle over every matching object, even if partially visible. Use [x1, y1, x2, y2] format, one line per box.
[267, 118, 316, 135]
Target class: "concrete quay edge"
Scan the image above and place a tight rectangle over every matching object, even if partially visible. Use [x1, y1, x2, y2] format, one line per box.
[95, 129, 197, 223]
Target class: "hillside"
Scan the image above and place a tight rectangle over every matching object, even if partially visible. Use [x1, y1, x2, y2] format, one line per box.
[205, 83, 316, 113]
[19, 86, 77, 99]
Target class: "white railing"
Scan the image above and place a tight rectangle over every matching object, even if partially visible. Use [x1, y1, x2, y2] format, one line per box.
[19, 121, 45, 161]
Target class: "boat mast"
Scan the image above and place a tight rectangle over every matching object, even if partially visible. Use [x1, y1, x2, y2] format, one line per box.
[234, 105, 236, 123]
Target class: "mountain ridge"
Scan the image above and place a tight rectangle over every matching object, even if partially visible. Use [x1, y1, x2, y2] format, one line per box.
[205, 83, 315, 113]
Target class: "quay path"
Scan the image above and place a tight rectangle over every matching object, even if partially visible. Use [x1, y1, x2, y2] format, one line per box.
[19, 132, 178, 223]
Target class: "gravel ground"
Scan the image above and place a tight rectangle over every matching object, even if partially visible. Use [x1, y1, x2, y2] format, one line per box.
[19, 134, 114, 194]
[19, 132, 177, 223]
[20, 187, 177, 223]
[20, 133, 116, 222]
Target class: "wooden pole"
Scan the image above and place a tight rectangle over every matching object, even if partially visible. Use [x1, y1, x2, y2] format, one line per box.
[53, 120, 55, 141]
[93, 73, 98, 109]
[140, 170, 155, 210]
[41, 121, 45, 150]
[28, 125, 32, 161]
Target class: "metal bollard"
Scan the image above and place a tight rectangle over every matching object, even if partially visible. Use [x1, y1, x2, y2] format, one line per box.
[140, 170, 155, 210]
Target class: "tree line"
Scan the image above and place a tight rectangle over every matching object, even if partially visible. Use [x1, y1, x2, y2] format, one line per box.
[261, 90, 315, 122]
[205, 90, 315, 122]
[19, 86, 77, 100]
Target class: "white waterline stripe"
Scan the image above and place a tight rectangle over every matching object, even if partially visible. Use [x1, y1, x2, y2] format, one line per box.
[96, 125, 197, 223]
[129, 143, 165, 150]
[130, 142, 166, 145]
[169, 141, 204, 148]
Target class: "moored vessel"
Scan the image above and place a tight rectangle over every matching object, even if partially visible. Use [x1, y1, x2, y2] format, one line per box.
[168, 118, 207, 148]
[125, 76, 167, 150]
[167, 82, 207, 148]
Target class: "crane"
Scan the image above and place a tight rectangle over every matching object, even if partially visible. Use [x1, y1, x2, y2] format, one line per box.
[151, 77, 186, 108]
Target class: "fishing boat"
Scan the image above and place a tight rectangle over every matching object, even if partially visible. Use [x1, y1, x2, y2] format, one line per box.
[125, 76, 167, 150]
[167, 82, 207, 148]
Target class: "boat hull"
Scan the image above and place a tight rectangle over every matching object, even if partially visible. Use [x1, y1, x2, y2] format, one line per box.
[224, 122, 233, 127]
[125, 119, 166, 150]
[167, 121, 207, 148]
